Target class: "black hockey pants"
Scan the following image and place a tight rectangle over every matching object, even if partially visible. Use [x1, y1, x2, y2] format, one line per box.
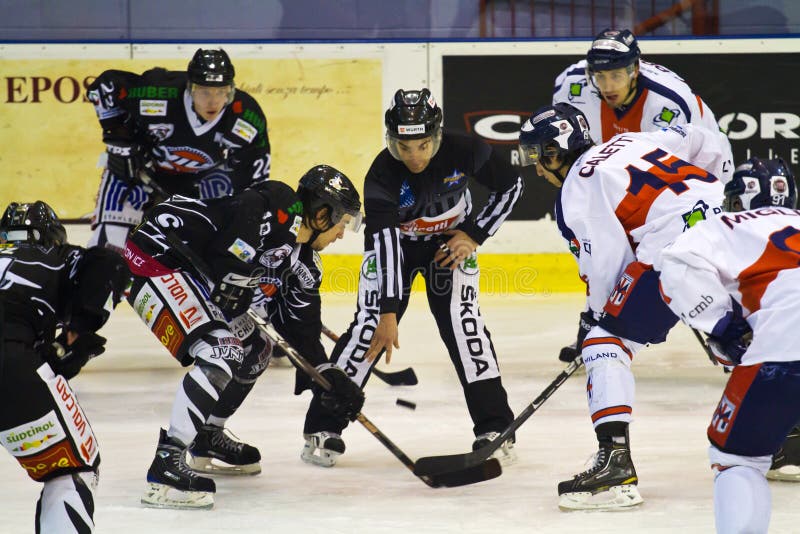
[304, 238, 514, 436]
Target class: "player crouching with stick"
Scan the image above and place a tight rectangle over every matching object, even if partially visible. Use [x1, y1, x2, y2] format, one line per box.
[123, 165, 364, 509]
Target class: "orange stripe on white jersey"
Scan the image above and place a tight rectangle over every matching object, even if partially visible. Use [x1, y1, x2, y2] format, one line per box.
[695, 94, 705, 118]
[738, 226, 800, 313]
[591, 405, 633, 423]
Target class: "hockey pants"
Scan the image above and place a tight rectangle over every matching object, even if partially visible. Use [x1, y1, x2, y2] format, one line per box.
[304, 239, 513, 436]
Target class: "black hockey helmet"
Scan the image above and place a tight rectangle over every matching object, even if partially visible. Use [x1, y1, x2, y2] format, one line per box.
[297, 165, 363, 232]
[586, 28, 640, 74]
[0, 200, 67, 247]
[519, 103, 593, 178]
[384, 88, 443, 160]
[724, 157, 797, 212]
[187, 48, 235, 87]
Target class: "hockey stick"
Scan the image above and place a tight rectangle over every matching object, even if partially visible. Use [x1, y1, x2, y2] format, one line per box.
[320, 325, 418, 386]
[413, 354, 584, 480]
[691, 326, 733, 373]
[254, 315, 498, 488]
[163, 234, 494, 488]
[691, 327, 716, 362]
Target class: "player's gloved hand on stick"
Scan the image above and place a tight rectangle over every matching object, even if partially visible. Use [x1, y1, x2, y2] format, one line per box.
[105, 140, 145, 185]
[314, 363, 365, 421]
[44, 331, 107, 380]
[212, 277, 255, 317]
[707, 301, 752, 368]
[559, 310, 597, 362]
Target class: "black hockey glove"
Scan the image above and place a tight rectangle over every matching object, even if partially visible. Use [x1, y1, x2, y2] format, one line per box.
[45, 331, 107, 380]
[211, 273, 257, 317]
[106, 140, 145, 185]
[559, 310, 597, 362]
[314, 364, 364, 422]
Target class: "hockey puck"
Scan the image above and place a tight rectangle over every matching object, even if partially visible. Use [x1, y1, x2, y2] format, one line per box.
[396, 398, 417, 410]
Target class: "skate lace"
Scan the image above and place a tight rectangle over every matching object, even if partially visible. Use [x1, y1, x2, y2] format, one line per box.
[578, 448, 609, 477]
[165, 445, 200, 479]
[210, 427, 244, 453]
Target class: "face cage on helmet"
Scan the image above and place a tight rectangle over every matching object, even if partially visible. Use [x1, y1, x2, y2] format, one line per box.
[189, 82, 236, 106]
[385, 129, 442, 162]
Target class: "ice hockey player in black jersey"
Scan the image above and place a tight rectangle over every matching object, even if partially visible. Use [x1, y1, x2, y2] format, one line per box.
[0, 201, 128, 533]
[86, 48, 271, 253]
[123, 165, 364, 509]
[300, 88, 524, 468]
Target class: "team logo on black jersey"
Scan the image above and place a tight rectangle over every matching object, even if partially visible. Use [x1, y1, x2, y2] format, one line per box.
[155, 146, 215, 173]
[148, 123, 175, 141]
[399, 180, 415, 208]
[259, 244, 293, 268]
[443, 170, 465, 187]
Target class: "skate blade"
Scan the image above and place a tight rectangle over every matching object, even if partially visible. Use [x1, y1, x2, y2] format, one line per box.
[141, 482, 214, 510]
[301, 448, 341, 468]
[558, 484, 643, 511]
[767, 465, 800, 482]
[186, 455, 262, 476]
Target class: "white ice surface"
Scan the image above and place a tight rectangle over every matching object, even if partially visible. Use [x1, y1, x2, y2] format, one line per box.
[2, 293, 796, 533]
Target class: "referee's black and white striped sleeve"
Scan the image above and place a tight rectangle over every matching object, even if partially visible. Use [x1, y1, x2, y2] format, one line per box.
[474, 176, 524, 237]
[372, 226, 403, 313]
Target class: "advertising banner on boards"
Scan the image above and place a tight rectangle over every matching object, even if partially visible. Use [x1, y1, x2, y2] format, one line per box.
[0, 56, 382, 219]
[443, 52, 800, 220]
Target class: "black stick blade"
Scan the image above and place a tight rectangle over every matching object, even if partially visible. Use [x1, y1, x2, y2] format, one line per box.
[373, 367, 419, 386]
[427, 458, 502, 487]
[414, 450, 483, 477]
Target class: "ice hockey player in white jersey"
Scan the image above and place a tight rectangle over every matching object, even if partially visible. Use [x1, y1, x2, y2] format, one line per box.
[551, 28, 731, 365]
[518, 103, 732, 510]
[654, 156, 800, 534]
[552, 28, 720, 144]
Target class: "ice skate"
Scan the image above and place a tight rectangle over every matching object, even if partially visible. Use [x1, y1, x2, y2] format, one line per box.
[557, 445, 643, 511]
[142, 428, 215, 510]
[767, 426, 800, 482]
[301, 431, 345, 467]
[186, 425, 262, 476]
[473, 432, 517, 467]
